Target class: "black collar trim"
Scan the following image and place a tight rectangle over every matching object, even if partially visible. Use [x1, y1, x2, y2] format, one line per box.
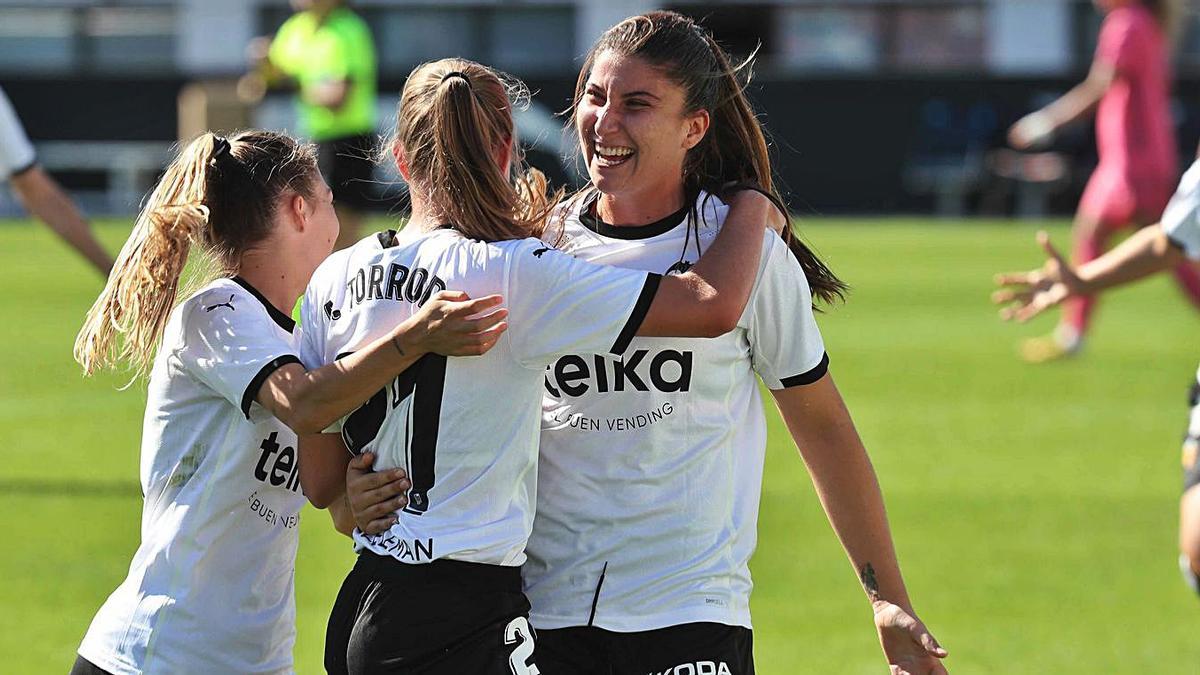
[377, 229, 398, 248]
[578, 192, 690, 240]
[231, 276, 295, 333]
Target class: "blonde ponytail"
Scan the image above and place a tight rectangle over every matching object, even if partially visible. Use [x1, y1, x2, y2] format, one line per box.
[74, 134, 221, 378]
[389, 59, 561, 243]
[75, 130, 319, 379]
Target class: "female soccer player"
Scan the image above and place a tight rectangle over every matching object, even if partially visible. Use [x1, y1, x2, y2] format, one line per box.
[68, 130, 505, 675]
[1007, 0, 1198, 362]
[345, 12, 949, 675]
[298, 57, 779, 674]
[520, 12, 947, 675]
[994, 155, 1200, 597]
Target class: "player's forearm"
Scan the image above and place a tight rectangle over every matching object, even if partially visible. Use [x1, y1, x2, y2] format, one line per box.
[773, 379, 914, 612]
[639, 191, 769, 337]
[298, 433, 352, 508]
[328, 492, 357, 537]
[1041, 71, 1109, 129]
[265, 321, 429, 434]
[1076, 224, 1181, 295]
[11, 168, 113, 275]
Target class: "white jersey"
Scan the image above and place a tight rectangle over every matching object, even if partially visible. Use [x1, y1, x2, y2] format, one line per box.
[1161, 157, 1200, 385]
[299, 228, 657, 567]
[525, 192, 828, 632]
[79, 277, 307, 675]
[0, 86, 35, 181]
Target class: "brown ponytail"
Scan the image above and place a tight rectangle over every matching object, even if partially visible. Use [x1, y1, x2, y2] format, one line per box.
[388, 59, 560, 243]
[74, 130, 318, 379]
[573, 11, 847, 305]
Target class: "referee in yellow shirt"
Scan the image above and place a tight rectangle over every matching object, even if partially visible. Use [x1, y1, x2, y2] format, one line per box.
[245, 0, 376, 250]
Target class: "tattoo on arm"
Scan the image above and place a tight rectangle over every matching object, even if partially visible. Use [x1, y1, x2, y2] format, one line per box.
[860, 562, 881, 602]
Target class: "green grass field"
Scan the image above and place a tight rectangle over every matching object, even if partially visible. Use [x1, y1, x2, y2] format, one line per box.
[2, 217, 1197, 673]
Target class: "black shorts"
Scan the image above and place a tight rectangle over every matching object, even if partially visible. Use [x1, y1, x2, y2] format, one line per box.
[325, 551, 537, 674]
[1183, 381, 1200, 493]
[317, 132, 376, 210]
[535, 622, 754, 675]
[68, 655, 112, 675]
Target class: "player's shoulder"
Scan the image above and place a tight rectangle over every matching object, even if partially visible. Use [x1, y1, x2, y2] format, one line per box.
[176, 277, 278, 336]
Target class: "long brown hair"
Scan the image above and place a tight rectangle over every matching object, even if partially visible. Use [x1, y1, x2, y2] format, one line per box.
[75, 130, 318, 379]
[572, 11, 846, 305]
[386, 58, 560, 242]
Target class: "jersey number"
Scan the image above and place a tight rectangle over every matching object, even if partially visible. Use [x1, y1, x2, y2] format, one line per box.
[504, 616, 540, 675]
[341, 353, 448, 515]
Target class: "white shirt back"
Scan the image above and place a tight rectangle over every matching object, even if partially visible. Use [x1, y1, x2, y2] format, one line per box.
[525, 192, 828, 631]
[1161, 157, 1200, 384]
[299, 228, 656, 567]
[78, 278, 307, 675]
[0, 86, 36, 181]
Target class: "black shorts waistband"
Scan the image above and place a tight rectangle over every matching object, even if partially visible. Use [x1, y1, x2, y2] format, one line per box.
[354, 550, 523, 593]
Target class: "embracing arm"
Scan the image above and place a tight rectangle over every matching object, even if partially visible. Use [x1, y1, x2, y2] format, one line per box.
[636, 190, 776, 338]
[772, 375, 948, 673]
[256, 292, 505, 434]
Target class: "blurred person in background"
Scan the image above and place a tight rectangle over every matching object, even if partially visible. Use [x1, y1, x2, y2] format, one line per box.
[241, 0, 376, 251]
[0, 85, 112, 276]
[994, 152, 1200, 599]
[1007, 0, 1198, 363]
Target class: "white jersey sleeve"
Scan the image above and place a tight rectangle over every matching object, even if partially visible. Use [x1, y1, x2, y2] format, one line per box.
[1163, 159, 1200, 261]
[743, 231, 829, 389]
[0, 86, 36, 181]
[174, 285, 302, 419]
[504, 238, 659, 369]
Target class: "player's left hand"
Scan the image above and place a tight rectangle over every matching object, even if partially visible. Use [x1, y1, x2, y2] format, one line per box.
[873, 600, 949, 675]
[345, 452, 410, 535]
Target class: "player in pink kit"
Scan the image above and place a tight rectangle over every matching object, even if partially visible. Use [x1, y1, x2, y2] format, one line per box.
[1009, 0, 1199, 362]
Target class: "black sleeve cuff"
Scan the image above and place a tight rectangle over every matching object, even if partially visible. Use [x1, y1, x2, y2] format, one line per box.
[610, 273, 662, 355]
[240, 355, 302, 418]
[1167, 233, 1190, 254]
[779, 352, 830, 388]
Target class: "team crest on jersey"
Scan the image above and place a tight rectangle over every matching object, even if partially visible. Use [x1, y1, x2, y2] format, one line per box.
[666, 260, 693, 276]
[205, 295, 235, 312]
[323, 300, 342, 320]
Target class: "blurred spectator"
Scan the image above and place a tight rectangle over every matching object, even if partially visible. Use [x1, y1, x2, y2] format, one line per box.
[242, 0, 376, 250]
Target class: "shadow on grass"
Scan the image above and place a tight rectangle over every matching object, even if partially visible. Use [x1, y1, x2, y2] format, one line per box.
[0, 478, 140, 498]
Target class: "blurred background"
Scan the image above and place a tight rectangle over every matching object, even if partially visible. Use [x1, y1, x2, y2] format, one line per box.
[7, 0, 1200, 219]
[4, 2, 1200, 673]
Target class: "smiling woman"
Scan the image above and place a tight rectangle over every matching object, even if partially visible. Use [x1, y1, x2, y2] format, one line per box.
[521, 11, 948, 675]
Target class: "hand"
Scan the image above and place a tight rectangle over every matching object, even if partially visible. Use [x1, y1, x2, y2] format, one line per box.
[1008, 111, 1055, 150]
[722, 186, 775, 231]
[397, 291, 508, 357]
[345, 452, 410, 535]
[874, 601, 949, 675]
[992, 231, 1085, 322]
[245, 36, 271, 67]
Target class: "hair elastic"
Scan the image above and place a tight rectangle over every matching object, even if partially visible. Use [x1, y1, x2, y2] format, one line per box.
[210, 136, 232, 167]
[441, 71, 470, 85]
